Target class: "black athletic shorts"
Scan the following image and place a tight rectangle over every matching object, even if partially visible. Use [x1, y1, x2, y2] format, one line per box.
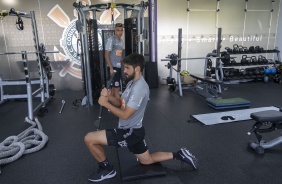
[106, 127, 148, 154]
[107, 67, 121, 88]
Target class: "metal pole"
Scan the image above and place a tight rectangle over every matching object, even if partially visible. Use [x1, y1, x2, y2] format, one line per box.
[75, 3, 94, 106]
[149, 0, 156, 62]
[137, 4, 142, 54]
[22, 51, 33, 120]
[30, 11, 45, 106]
[140, 1, 145, 56]
[0, 75, 3, 103]
[178, 28, 183, 97]
[216, 27, 222, 93]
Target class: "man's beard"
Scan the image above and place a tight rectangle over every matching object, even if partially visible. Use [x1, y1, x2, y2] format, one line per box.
[125, 71, 135, 83]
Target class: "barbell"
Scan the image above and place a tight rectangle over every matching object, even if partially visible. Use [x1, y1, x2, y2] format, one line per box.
[0, 44, 59, 56]
[161, 53, 235, 63]
[0, 50, 58, 55]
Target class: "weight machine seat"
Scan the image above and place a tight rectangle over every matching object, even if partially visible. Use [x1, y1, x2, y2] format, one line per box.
[190, 74, 222, 85]
[251, 110, 282, 123]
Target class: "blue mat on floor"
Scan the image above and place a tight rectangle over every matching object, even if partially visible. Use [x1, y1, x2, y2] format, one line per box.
[207, 97, 250, 109]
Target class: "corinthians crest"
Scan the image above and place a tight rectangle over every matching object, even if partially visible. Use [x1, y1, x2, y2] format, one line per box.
[60, 20, 80, 65]
[47, 0, 120, 79]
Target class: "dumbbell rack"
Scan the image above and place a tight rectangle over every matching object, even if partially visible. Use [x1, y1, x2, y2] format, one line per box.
[220, 47, 280, 84]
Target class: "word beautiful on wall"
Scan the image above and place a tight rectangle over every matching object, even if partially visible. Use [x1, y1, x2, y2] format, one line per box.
[191, 34, 264, 43]
[158, 34, 267, 43]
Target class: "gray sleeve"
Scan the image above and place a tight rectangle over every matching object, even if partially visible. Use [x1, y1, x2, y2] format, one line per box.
[127, 84, 147, 110]
[122, 39, 125, 50]
[105, 37, 113, 51]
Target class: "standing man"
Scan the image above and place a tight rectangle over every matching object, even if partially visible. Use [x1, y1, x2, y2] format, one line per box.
[105, 23, 124, 98]
[84, 53, 198, 182]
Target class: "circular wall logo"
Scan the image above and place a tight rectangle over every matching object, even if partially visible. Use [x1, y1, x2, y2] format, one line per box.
[60, 19, 80, 65]
[47, 1, 121, 78]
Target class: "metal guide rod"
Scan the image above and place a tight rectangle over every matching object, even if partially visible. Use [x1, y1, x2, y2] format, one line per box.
[22, 51, 33, 120]
[215, 27, 223, 93]
[161, 57, 218, 61]
[76, 5, 93, 106]
[177, 28, 183, 97]
[30, 10, 46, 106]
[0, 51, 59, 55]
[161, 56, 236, 61]
[188, 9, 218, 12]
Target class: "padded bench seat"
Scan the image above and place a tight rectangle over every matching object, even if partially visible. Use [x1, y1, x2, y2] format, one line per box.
[190, 74, 222, 84]
[251, 110, 282, 122]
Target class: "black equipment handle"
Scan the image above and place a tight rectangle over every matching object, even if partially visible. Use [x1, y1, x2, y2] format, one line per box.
[95, 71, 116, 130]
[106, 70, 116, 89]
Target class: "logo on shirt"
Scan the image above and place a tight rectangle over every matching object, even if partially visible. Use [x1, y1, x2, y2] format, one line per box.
[121, 98, 125, 110]
[137, 97, 143, 107]
[129, 94, 135, 102]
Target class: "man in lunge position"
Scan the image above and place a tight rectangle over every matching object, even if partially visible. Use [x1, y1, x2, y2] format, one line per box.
[84, 53, 198, 182]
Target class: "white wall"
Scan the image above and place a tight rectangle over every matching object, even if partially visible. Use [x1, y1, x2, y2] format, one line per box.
[157, 0, 188, 82]
[157, 0, 281, 84]
[275, 0, 282, 55]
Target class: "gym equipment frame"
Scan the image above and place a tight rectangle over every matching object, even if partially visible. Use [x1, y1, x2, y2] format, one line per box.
[0, 9, 56, 173]
[73, 1, 148, 106]
[161, 28, 224, 98]
[0, 9, 56, 111]
[0, 51, 49, 174]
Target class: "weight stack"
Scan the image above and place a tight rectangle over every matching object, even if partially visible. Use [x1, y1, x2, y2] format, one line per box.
[124, 17, 138, 56]
[88, 19, 102, 100]
[102, 30, 115, 87]
[145, 62, 158, 88]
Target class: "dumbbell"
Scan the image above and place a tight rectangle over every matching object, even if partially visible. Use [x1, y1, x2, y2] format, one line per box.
[240, 69, 247, 76]
[249, 46, 255, 53]
[225, 47, 233, 53]
[251, 56, 258, 65]
[238, 45, 244, 53]
[230, 59, 237, 66]
[243, 47, 249, 53]
[241, 55, 247, 65]
[224, 69, 230, 77]
[258, 55, 264, 64]
[233, 44, 239, 53]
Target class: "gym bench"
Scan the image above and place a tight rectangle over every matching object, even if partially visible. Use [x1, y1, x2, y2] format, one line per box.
[190, 74, 223, 85]
[248, 110, 282, 154]
[189, 74, 223, 99]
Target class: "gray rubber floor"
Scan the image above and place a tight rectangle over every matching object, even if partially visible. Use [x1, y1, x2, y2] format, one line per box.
[1, 82, 282, 184]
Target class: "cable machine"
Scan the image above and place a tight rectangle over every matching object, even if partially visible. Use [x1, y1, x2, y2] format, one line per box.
[73, 1, 148, 106]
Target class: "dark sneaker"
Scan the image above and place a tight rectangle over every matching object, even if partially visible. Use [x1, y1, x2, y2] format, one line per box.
[88, 166, 116, 182]
[177, 148, 198, 169]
